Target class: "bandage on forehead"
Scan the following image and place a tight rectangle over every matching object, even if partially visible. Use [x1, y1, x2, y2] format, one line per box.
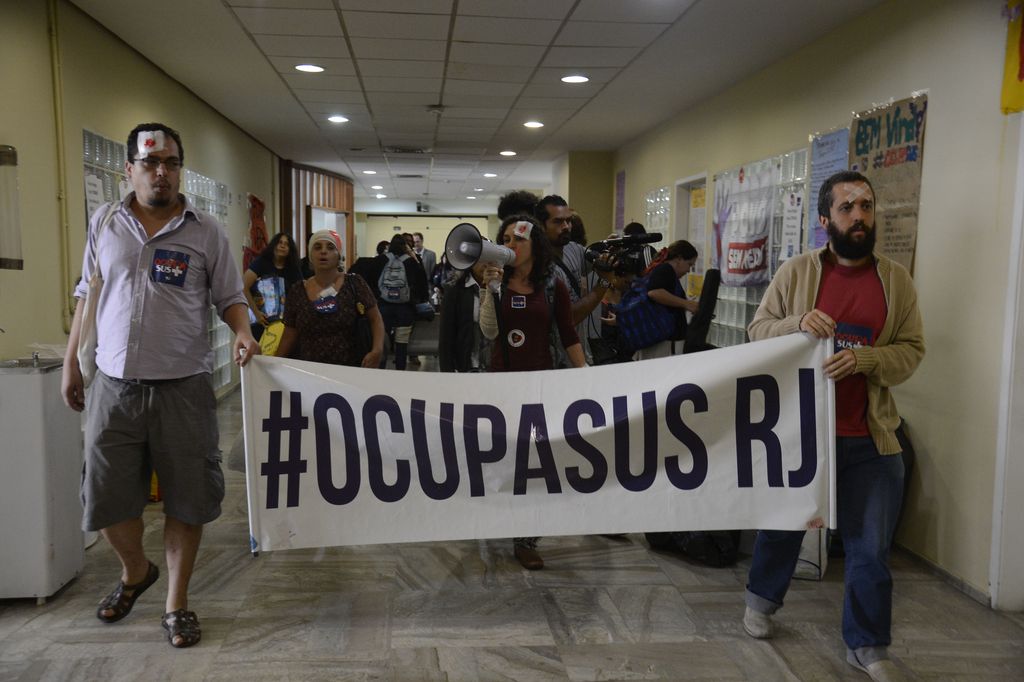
[308, 229, 342, 254]
[843, 182, 873, 203]
[512, 221, 532, 239]
[137, 130, 166, 157]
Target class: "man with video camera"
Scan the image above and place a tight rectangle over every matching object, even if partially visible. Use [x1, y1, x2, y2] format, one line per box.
[535, 195, 610, 365]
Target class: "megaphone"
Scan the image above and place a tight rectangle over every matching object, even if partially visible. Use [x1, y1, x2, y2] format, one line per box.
[444, 222, 515, 270]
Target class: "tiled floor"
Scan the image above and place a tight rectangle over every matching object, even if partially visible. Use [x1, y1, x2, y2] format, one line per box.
[2, 373, 1022, 681]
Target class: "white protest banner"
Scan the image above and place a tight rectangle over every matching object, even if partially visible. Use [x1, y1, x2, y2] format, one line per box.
[241, 335, 835, 552]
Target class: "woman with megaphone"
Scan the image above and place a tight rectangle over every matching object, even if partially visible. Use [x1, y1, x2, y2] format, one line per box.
[478, 214, 584, 570]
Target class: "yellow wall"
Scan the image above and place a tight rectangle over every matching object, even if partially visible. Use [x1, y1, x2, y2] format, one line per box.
[615, 0, 1012, 594]
[0, 1, 64, 356]
[363, 214, 495, 261]
[567, 151, 614, 240]
[0, 1, 277, 359]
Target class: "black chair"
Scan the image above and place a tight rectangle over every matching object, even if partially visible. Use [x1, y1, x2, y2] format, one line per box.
[683, 268, 721, 354]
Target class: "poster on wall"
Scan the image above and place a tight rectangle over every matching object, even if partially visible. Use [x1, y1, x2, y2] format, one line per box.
[849, 95, 928, 273]
[808, 128, 850, 250]
[614, 170, 626, 232]
[778, 190, 803, 263]
[712, 158, 773, 287]
[689, 186, 707, 274]
[1002, 0, 1023, 114]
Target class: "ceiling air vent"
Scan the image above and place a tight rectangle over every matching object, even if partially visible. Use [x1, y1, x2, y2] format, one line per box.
[383, 146, 430, 155]
[396, 174, 425, 179]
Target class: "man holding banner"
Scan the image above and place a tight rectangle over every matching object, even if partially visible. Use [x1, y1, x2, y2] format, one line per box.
[741, 171, 924, 682]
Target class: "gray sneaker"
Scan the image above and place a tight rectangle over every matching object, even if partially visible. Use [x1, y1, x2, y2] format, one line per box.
[742, 606, 774, 639]
[847, 650, 907, 682]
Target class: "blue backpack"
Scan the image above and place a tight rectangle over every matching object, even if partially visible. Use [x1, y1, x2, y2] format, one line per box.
[614, 273, 680, 354]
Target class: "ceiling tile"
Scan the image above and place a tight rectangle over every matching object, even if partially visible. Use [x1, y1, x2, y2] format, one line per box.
[227, 0, 334, 9]
[515, 97, 586, 110]
[519, 82, 596, 98]
[453, 17, 561, 45]
[253, 34, 349, 58]
[559, 21, 668, 47]
[294, 89, 366, 104]
[447, 62, 533, 83]
[358, 59, 445, 78]
[437, 117, 501, 129]
[442, 107, 508, 119]
[449, 43, 543, 68]
[444, 79, 524, 97]
[458, 0, 574, 20]
[335, 0, 452, 12]
[367, 92, 439, 106]
[570, 0, 696, 23]
[349, 38, 447, 60]
[283, 73, 361, 90]
[233, 8, 340, 35]
[442, 93, 516, 108]
[343, 11, 450, 40]
[531, 66, 619, 84]
[268, 56, 355, 75]
[362, 76, 442, 93]
[543, 46, 641, 67]
[303, 102, 370, 116]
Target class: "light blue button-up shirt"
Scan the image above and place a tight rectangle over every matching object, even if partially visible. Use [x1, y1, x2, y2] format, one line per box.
[74, 194, 246, 380]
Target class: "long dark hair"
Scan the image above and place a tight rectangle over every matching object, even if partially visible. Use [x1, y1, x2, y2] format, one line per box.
[388, 234, 409, 256]
[258, 232, 301, 275]
[497, 214, 552, 290]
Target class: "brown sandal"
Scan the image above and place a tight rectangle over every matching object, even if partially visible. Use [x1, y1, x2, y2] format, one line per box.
[96, 561, 159, 623]
[162, 608, 201, 648]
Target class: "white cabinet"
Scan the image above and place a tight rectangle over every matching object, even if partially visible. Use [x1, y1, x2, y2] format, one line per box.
[0, 358, 84, 603]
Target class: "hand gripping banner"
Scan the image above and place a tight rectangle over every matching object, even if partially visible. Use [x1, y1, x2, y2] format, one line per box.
[241, 335, 835, 552]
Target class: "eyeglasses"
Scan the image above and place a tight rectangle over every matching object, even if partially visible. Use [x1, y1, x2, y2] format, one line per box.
[133, 157, 182, 171]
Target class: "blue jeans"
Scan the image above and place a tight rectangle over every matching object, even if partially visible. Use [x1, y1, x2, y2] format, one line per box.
[745, 436, 904, 658]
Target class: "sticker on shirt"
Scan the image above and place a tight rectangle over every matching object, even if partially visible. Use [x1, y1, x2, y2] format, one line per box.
[314, 296, 338, 315]
[151, 249, 190, 287]
[511, 295, 527, 309]
[834, 322, 873, 354]
[507, 329, 526, 347]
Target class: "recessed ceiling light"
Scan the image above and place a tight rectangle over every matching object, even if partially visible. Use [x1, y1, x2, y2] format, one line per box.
[483, 173, 497, 178]
[327, 115, 348, 123]
[362, 170, 376, 175]
[523, 121, 544, 128]
[561, 74, 589, 84]
[375, 193, 387, 199]
[473, 188, 484, 192]
[370, 185, 383, 190]
[499, 150, 516, 156]
[466, 196, 477, 200]
[295, 64, 324, 73]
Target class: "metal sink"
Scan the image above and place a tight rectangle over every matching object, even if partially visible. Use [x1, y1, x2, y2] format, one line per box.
[0, 358, 64, 373]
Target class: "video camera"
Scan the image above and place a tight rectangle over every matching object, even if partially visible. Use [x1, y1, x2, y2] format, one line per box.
[584, 232, 662, 277]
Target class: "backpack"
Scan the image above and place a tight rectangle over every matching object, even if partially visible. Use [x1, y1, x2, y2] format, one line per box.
[614, 272, 679, 354]
[378, 253, 410, 303]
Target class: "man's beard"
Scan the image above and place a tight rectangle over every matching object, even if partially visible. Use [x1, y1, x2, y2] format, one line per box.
[827, 219, 876, 260]
[553, 231, 570, 247]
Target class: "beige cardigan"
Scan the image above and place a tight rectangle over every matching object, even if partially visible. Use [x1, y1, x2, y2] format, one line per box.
[748, 247, 925, 455]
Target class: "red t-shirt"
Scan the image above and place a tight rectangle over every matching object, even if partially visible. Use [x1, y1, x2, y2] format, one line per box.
[815, 260, 887, 436]
[490, 278, 580, 372]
